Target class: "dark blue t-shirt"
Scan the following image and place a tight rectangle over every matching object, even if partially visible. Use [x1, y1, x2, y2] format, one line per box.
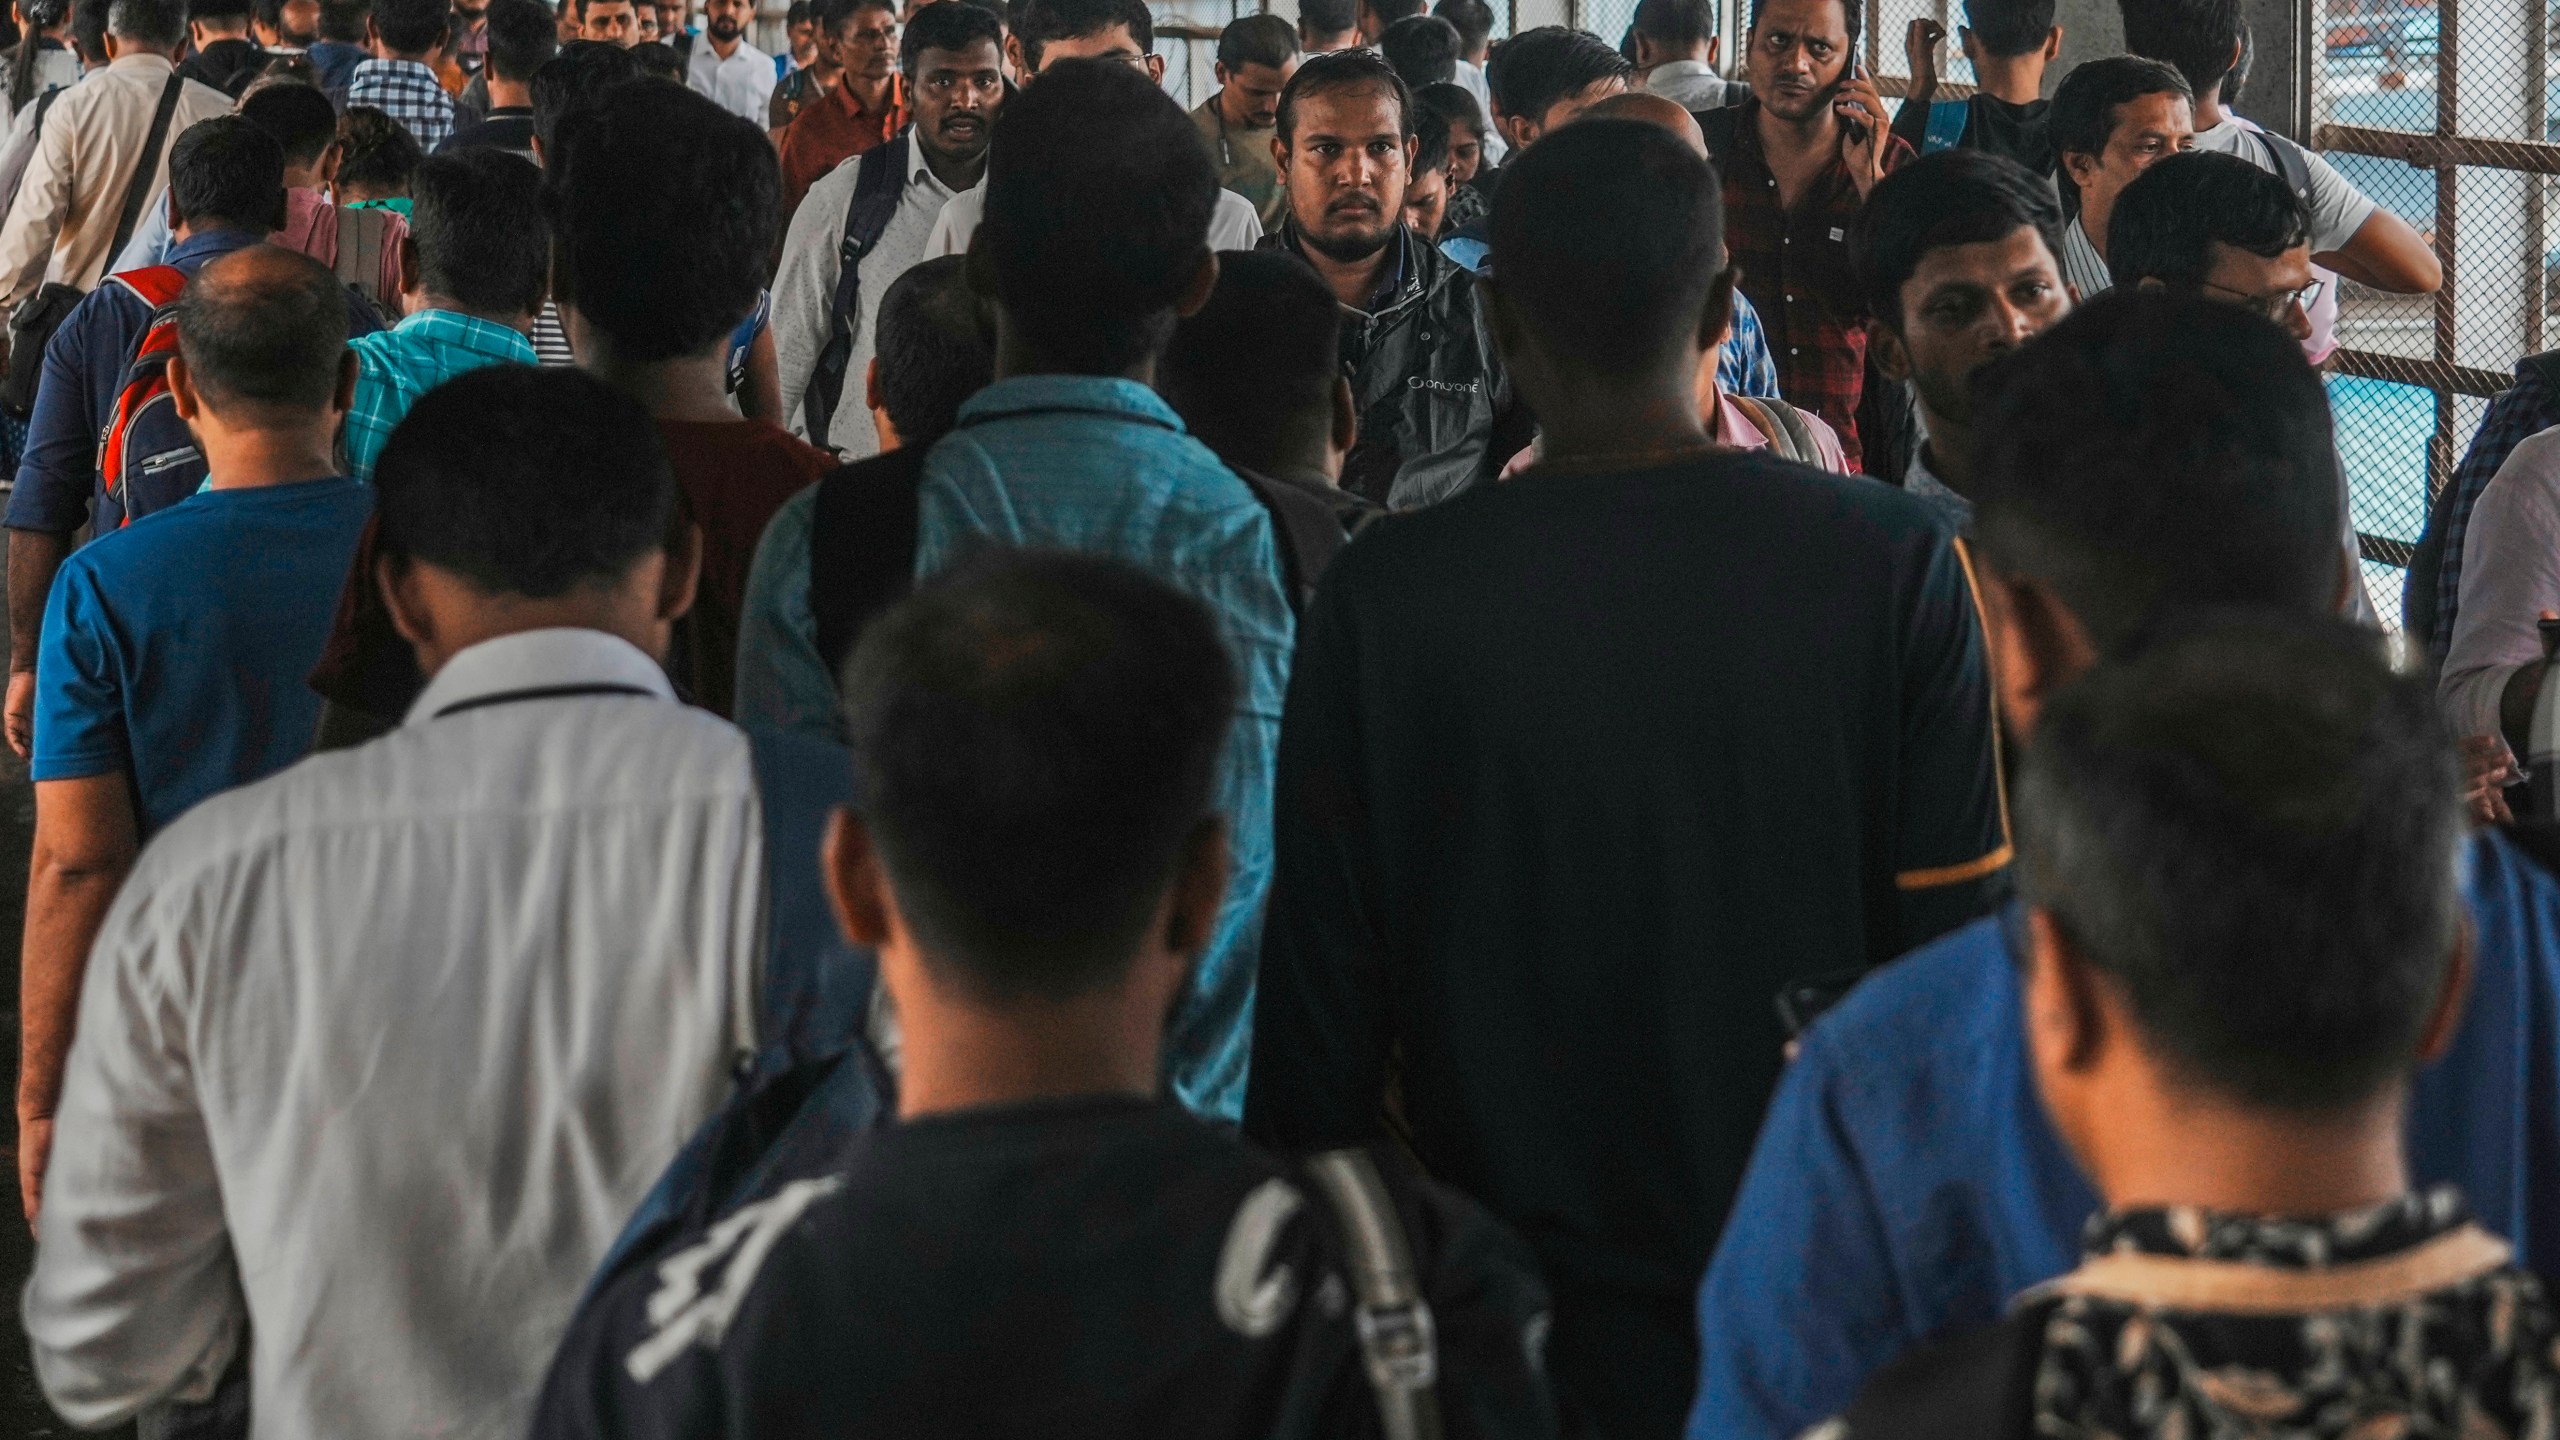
[32, 477, 375, 836]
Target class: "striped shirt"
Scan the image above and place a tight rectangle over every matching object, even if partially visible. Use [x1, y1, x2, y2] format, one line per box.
[2059, 216, 2111, 300]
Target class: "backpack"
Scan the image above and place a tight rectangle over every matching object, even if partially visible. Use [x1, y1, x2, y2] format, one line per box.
[330, 203, 400, 313]
[800, 134, 910, 447]
[1921, 97, 1971, 154]
[1725, 393, 1831, 470]
[94, 264, 204, 529]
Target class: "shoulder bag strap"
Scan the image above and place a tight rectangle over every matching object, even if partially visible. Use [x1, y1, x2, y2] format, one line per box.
[110, 74, 186, 259]
[1303, 1149, 1443, 1440]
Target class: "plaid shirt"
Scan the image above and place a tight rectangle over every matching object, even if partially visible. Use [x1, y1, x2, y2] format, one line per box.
[1715, 98, 1912, 469]
[346, 310, 537, 483]
[1724, 286, 1781, 400]
[2422, 356, 2560, 658]
[348, 58, 457, 153]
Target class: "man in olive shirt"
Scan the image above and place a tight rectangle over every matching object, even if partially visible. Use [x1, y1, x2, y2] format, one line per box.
[1192, 13, 1296, 230]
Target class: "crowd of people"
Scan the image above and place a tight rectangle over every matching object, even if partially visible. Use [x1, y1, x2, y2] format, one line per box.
[0, 0, 2548, 1434]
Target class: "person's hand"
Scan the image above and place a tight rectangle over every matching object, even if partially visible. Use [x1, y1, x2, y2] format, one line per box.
[2460, 733, 2524, 827]
[1837, 70, 1892, 197]
[1904, 18, 1943, 92]
[18, 1110, 52, 1230]
[6, 669, 34, 759]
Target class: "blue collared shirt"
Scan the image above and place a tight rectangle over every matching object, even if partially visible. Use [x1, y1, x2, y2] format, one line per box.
[733, 484, 834, 741]
[345, 310, 539, 483]
[916, 375, 1294, 1120]
[1687, 828, 2560, 1440]
[5, 229, 382, 534]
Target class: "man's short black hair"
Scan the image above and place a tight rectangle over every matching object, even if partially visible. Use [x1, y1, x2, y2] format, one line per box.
[1416, 76, 1485, 136]
[531, 39, 644, 155]
[2118, 0, 2239, 103]
[1433, 0, 1490, 49]
[842, 548, 1236, 1004]
[1748, 0, 1859, 67]
[410, 148, 549, 315]
[175, 245, 349, 412]
[901, 0, 999, 73]
[1276, 44, 1411, 144]
[2107, 149, 2310, 288]
[1962, 0, 2054, 57]
[1160, 249, 1341, 474]
[982, 59, 1212, 375]
[168, 116, 287, 232]
[1214, 11, 1293, 72]
[2049, 52, 2189, 164]
[2017, 610, 2463, 1113]
[73, 0, 114, 61]
[873, 255, 991, 447]
[1491, 116, 1722, 376]
[1969, 289, 2342, 653]
[813, 0, 894, 38]
[1486, 24, 1629, 124]
[1380, 13, 1458, 87]
[551, 80, 773, 361]
[106, 0, 183, 46]
[1852, 148, 2065, 331]
[483, 0, 558, 81]
[375, 366, 679, 599]
[368, 0, 445, 53]
[315, 0, 363, 41]
[627, 38, 682, 78]
[1412, 106, 1449, 172]
[188, 0, 252, 24]
[236, 79, 338, 168]
[335, 104, 423, 195]
[1011, 0, 1146, 70]
[1298, 0, 1354, 38]
[1631, 0, 1713, 50]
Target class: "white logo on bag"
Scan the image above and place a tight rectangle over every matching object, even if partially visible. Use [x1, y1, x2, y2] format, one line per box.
[624, 1176, 845, 1384]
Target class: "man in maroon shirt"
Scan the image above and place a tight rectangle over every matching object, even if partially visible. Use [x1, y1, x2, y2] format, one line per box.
[1698, 0, 1906, 468]
[777, 0, 905, 221]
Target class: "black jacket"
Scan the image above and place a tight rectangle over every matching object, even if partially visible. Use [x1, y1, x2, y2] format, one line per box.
[1260, 223, 1530, 511]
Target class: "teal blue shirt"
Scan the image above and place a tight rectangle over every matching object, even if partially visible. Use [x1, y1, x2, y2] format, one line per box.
[345, 311, 539, 482]
[917, 376, 1294, 1120]
[734, 486, 836, 741]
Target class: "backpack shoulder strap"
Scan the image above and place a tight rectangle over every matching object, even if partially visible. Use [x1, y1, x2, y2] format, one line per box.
[106, 262, 187, 309]
[1922, 97, 1971, 154]
[1726, 393, 1817, 468]
[2251, 125, 2314, 203]
[1302, 1149, 1443, 1440]
[1694, 100, 1741, 177]
[800, 136, 911, 442]
[807, 444, 928, 683]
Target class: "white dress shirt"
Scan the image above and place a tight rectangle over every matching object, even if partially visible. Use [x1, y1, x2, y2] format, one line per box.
[2443, 428, 2560, 742]
[25, 628, 770, 1440]
[774, 138, 964, 455]
[924, 181, 1264, 261]
[0, 52, 228, 309]
[1642, 59, 1732, 113]
[687, 33, 777, 125]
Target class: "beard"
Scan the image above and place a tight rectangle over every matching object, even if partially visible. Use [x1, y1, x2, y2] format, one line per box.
[1299, 207, 1394, 263]
[707, 13, 742, 39]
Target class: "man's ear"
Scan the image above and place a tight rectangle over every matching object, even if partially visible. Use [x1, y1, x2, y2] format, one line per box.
[1705, 35, 1719, 69]
[1002, 30, 1026, 76]
[1869, 319, 1911, 383]
[1329, 373, 1357, 457]
[1698, 264, 1738, 355]
[396, 234, 422, 299]
[377, 550, 432, 652]
[166, 352, 204, 424]
[1979, 563, 2095, 742]
[2042, 25, 2063, 62]
[318, 141, 344, 190]
[2060, 149, 2100, 193]
[1269, 132, 1290, 172]
[1144, 52, 1164, 84]
[1213, 59, 1231, 87]
[863, 353, 884, 416]
[2024, 906, 2108, 1074]
[332, 347, 359, 417]
[1497, 111, 1537, 151]
[2415, 921, 2475, 1066]
[657, 520, 703, 624]
[1174, 249, 1218, 319]
[821, 807, 896, 948]
[1162, 817, 1231, 957]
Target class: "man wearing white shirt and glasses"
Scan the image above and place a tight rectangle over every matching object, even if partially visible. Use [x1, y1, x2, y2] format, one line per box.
[21, 364, 811, 1440]
[686, 0, 775, 122]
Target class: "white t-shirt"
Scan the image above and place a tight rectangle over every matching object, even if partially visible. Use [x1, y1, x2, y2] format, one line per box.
[925, 183, 1264, 259]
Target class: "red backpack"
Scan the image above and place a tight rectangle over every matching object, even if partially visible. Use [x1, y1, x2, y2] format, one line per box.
[94, 264, 205, 530]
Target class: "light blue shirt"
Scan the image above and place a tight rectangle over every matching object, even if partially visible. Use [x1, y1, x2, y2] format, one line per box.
[733, 484, 835, 741]
[917, 375, 1294, 1120]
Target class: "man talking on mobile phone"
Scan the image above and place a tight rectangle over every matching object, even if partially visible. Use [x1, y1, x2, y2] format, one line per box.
[1694, 0, 1909, 471]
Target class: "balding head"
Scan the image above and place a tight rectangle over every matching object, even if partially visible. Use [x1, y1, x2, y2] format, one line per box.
[174, 245, 353, 419]
[1579, 90, 1705, 155]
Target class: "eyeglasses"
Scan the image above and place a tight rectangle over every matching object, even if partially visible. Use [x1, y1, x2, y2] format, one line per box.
[2201, 277, 2325, 323]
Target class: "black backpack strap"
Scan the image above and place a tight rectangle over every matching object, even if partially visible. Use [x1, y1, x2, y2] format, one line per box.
[110, 74, 186, 259]
[807, 444, 928, 683]
[1692, 96, 1745, 180]
[1230, 467, 1313, 617]
[801, 133, 913, 444]
[2250, 125, 2314, 206]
